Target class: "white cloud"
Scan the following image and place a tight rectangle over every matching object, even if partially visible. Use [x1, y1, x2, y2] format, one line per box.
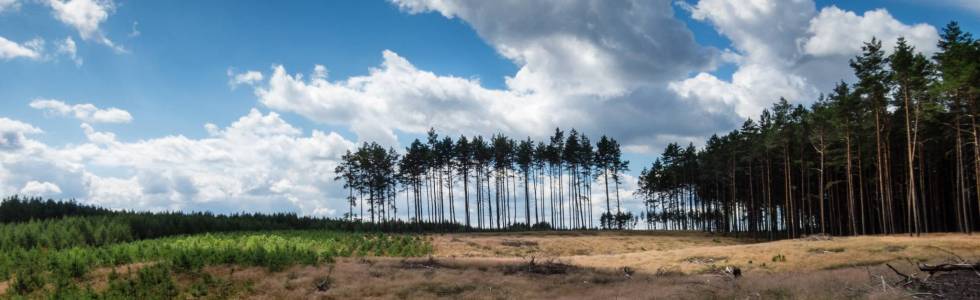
[227, 69, 264, 89]
[256, 50, 549, 145]
[20, 181, 62, 196]
[57, 36, 82, 66]
[0, 36, 42, 60]
[0, 110, 357, 215]
[394, 0, 715, 97]
[672, 0, 940, 119]
[80, 123, 117, 144]
[0, 0, 20, 14]
[802, 6, 939, 57]
[30, 99, 133, 123]
[0, 117, 42, 150]
[46, 0, 124, 52]
[251, 1, 733, 153]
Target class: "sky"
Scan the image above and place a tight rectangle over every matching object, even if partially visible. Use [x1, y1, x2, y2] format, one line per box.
[0, 0, 977, 217]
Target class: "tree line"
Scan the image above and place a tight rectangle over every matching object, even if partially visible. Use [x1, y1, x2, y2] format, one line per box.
[334, 128, 636, 230]
[0, 195, 466, 252]
[638, 22, 979, 238]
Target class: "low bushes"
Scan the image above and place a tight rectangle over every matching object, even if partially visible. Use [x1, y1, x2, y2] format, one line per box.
[1, 230, 430, 297]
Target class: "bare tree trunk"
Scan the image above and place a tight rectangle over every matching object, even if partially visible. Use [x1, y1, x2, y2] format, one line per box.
[845, 129, 857, 236]
[972, 99, 979, 234]
[604, 168, 611, 226]
[525, 169, 531, 226]
[874, 109, 887, 234]
[955, 112, 968, 232]
[463, 168, 470, 227]
[818, 139, 826, 234]
[903, 85, 920, 236]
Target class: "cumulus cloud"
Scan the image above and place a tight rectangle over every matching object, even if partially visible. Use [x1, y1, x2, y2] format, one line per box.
[227, 69, 264, 89]
[0, 117, 42, 150]
[672, 0, 940, 119]
[802, 7, 939, 57]
[0, 36, 43, 60]
[394, 0, 716, 97]
[30, 99, 133, 123]
[257, 50, 542, 145]
[46, 0, 124, 52]
[250, 0, 733, 153]
[20, 181, 62, 196]
[0, 109, 356, 215]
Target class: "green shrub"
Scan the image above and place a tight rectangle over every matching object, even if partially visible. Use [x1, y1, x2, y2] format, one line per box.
[103, 264, 179, 300]
[11, 267, 45, 295]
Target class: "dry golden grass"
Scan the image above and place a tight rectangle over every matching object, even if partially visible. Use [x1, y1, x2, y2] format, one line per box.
[432, 231, 980, 275]
[430, 230, 749, 258]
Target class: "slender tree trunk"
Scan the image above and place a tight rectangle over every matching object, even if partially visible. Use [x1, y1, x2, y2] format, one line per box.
[818, 140, 826, 234]
[524, 169, 531, 226]
[604, 168, 611, 227]
[448, 165, 455, 224]
[903, 86, 920, 236]
[857, 141, 867, 235]
[873, 108, 888, 234]
[463, 168, 470, 227]
[955, 110, 968, 232]
[845, 128, 857, 235]
[972, 99, 979, 234]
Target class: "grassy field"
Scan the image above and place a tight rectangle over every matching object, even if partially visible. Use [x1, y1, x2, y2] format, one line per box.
[0, 230, 429, 298]
[1, 229, 977, 299]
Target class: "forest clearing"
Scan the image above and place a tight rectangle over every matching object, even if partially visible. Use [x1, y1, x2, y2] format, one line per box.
[2, 1, 980, 299]
[1, 212, 977, 299]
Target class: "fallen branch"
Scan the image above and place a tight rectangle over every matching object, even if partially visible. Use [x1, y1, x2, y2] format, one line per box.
[918, 262, 980, 279]
[917, 263, 980, 273]
[886, 263, 910, 279]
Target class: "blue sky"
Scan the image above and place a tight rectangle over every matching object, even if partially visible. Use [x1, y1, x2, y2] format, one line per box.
[0, 0, 977, 216]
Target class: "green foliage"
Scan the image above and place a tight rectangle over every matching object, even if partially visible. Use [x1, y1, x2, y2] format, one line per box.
[0, 196, 465, 255]
[0, 195, 112, 223]
[600, 212, 638, 230]
[0, 230, 430, 297]
[11, 267, 45, 295]
[103, 264, 179, 300]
